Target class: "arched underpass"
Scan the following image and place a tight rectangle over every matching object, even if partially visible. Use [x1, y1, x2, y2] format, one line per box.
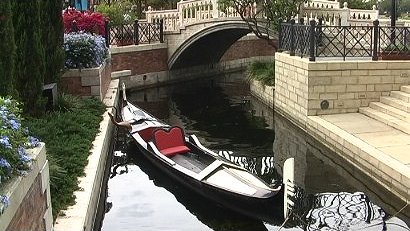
[168, 22, 276, 70]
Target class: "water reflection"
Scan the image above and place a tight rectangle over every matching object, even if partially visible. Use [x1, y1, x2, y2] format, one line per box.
[100, 73, 409, 230]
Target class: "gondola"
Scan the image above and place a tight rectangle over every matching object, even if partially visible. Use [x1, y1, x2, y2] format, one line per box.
[109, 83, 287, 222]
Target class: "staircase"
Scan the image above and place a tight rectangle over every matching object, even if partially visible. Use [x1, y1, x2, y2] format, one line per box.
[359, 85, 410, 135]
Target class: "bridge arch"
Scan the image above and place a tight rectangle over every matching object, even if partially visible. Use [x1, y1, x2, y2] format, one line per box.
[168, 21, 277, 70]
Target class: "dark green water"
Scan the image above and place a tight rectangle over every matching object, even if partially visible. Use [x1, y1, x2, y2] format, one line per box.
[98, 72, 410, 231]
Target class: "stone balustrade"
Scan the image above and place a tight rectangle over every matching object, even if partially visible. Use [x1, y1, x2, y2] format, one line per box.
[300, 0, 379, 26]
[145, 0, 258, 31]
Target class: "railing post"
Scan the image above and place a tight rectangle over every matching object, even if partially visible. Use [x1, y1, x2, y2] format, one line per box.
[104, 20, 110, 47]
[290, 19, 296, 56]
[372, 19, 380, 61]
[318, 18, 323, 46]
[134, 20, 139, 45]
[309, 19, 316, 61]
[159, 19, 164, 43]
[278, 22, 282, 52]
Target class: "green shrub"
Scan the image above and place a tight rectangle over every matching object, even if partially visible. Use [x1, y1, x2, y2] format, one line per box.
[246, 61, 275, 86]
[23, 95, 106, 218]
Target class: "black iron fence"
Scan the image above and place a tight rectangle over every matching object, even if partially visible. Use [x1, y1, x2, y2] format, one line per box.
[108, 20, 164, 46]
[279, 19, 410, 61]
[65, 19, 164, 46]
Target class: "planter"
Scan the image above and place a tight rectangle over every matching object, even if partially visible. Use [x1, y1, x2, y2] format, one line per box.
[0, 143, 53, 231]
[379, 51, 410, 60]
[61, 58, 111, 100]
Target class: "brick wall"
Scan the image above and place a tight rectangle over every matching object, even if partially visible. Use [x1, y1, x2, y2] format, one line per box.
[220, 36, 277, 62]
[275, 53, 410, 123]
[111, 44, 168, 75]
[7, 176, 47, 231]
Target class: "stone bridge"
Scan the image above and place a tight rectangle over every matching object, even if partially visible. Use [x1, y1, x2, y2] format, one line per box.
[145, 0, 275, 69]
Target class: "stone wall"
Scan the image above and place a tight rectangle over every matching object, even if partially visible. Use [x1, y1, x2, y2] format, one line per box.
[0, 143, 52, 231]
[275, 52, 410, 126]
[61, 58, 111, 100]
[110, 44, 168, 76]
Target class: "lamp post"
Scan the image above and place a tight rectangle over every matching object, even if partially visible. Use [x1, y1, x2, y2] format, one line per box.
[391, 0, 397, 27]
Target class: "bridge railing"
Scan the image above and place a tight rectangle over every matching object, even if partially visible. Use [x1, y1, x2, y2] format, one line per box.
[279, 19, 410, 61]
[300, 1, 379, 27]
[145, 0, 259, 32]
[108, 20, 164, 46]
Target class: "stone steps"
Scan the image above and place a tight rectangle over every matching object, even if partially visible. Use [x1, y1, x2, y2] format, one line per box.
[359, 85, 410, 135]
[359, 107, 410, 134]
[391, 91, 410, 103]
[380, 96, 410, 113]
[369, 102, 410, 121]
[401, 85, 410, 94]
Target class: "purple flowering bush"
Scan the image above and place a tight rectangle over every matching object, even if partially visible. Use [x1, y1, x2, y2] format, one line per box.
[0, 97, 40, 207]
[64, 32, 108, 69]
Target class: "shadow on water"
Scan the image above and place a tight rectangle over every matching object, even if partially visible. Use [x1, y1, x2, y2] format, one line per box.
[98, 72, 410, 230]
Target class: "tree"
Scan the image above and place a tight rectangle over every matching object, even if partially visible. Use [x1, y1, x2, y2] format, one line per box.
[0, 0, 16, 96]
[218, 0, 305, 48]
[344, 0, 376, 10]
[41, 0, 65, 84]
[13, 0, 45, 114]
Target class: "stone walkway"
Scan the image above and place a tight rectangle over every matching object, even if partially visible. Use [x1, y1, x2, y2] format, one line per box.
[308, 113, 410, 203]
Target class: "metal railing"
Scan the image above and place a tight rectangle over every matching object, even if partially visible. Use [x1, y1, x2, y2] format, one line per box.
[108, 20, 164, 46]
[279, 19, 410, 61]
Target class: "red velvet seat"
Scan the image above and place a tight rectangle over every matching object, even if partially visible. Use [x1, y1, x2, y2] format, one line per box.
[153, 126, 191, 157]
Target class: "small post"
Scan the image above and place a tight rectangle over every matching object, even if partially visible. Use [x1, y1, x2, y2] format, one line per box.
[372, 20, 380, 61]
[104, 20, 110, 47]
[309, 20, 316, 61]
[71, 20, 78, 32]
[134, 20, 139, 45]
[290, 19, 296, 56]
[159, 19, 164, 43]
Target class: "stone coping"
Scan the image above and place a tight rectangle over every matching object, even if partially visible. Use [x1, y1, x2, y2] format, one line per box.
[62, 58, 109, 78]
[307, 115, 410, 202]
[110, 43, 167, 55]
[53, 79, 120, 231]
[0, 143, 47, 231]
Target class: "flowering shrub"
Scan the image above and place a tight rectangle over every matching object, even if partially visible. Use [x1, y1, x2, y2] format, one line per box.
[0, 97, 40, 209]
[64, 32, 108, 69]
[63, 8, 107, 36]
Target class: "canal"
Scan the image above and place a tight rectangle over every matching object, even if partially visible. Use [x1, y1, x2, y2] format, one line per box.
[97, 72, 410, 230]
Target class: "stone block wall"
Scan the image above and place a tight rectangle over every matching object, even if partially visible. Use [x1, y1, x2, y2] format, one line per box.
[61, 58, 111, 100]
[0, 143, 52, 231]
[111, 44, 168, 76]
[275, 53, 410, 124]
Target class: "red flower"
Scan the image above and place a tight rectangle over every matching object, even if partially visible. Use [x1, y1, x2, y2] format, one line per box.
[63, 8, 107, 36]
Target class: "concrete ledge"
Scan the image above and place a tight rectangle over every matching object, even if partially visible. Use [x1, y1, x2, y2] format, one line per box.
[54, 79, 120, 231]
[111, 70, 131, 79]
[110, 43, 168, 55]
